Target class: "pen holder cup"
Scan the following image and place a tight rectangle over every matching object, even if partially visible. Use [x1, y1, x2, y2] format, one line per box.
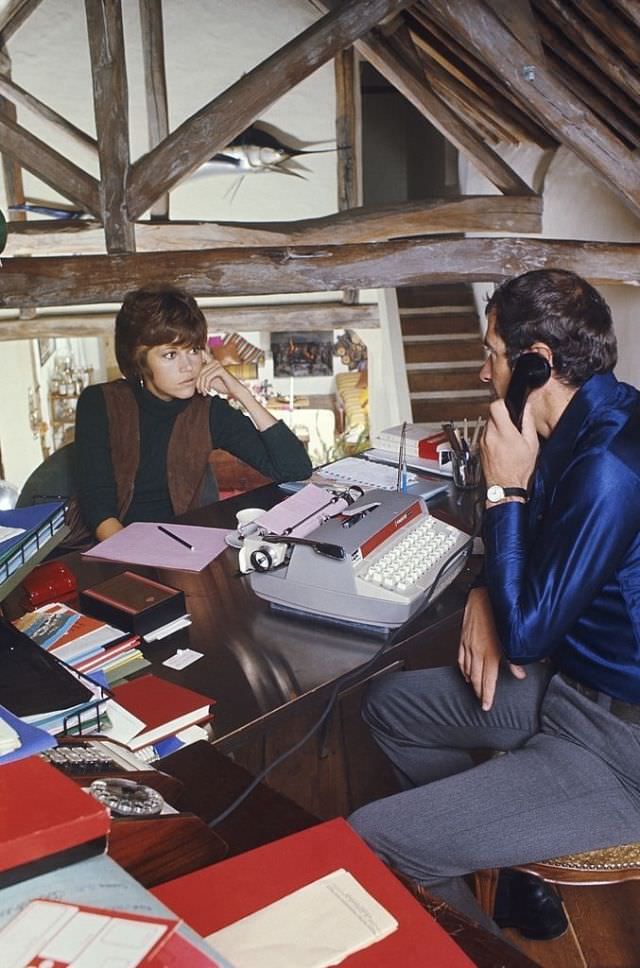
[451, 451, 482, 490]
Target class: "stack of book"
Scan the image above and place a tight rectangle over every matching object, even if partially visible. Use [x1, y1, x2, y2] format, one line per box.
[14, 602, 148, 686]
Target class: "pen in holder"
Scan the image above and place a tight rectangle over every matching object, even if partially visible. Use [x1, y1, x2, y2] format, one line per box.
[451, 449, 481, 489]
[442, 419, 484, 490]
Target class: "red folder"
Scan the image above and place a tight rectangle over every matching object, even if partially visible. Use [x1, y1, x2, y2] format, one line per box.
[152, 818, 474, 967]
[0, 755, 110, 879]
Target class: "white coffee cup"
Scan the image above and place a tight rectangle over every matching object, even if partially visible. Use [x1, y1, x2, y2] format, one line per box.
[236, 507, 265, 538]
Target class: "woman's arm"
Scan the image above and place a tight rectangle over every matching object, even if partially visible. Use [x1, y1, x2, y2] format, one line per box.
[197, 361, 312, 482]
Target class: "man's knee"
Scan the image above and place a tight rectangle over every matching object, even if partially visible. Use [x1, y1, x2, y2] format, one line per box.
[361, 670, 404, 731]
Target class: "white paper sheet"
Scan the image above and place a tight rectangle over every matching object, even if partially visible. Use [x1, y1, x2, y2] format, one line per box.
[206, 869, 397, 968]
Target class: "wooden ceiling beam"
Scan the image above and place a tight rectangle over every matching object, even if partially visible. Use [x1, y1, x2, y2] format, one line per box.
[534, 0, 640, 104]
[85, 0, 134, 253]
[536, 10, 640, 137]
[0, 302, 380, 342]
[0, 0, 43, 44]
[573, 0, 640, 64]
[0, 237, 637, 308]
[0, 47, 25, 222]
[544, 44, 640, 149]
[0, 114, 101, 215]
[139, 0, 169, 220]
[355, 30, 533, 194]
[405, 20, 552, 148]
[126, 0, 414, 219]
[411, 4, 548, 132]
[613, 0, 640, 30]
[484, 0, 544, 59]
[426, 0, 640, 219]
[5, 196, 542, 256]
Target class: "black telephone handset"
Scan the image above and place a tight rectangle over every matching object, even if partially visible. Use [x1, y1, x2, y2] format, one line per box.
[505, 352, 551, 431]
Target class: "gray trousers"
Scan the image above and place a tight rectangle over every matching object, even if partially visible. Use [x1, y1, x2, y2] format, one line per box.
[349, 663, 640, 931]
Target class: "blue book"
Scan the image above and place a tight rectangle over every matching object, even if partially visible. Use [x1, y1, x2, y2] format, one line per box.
[0, 704, 56, 764]
[0, 502, 66, 582]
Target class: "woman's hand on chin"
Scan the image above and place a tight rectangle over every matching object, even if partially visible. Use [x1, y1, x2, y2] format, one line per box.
[196, 357, 241, 398]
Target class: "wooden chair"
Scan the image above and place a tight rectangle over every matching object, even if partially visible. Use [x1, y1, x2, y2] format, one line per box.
[475, 843, 640, 918]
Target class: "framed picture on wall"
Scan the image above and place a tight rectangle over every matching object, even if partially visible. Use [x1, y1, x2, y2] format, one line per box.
[38, 337, 55, 366]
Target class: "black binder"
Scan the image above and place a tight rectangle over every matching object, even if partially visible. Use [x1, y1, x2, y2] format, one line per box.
[0, 616, 93, 717]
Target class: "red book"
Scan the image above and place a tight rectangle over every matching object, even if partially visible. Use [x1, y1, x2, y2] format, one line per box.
[0, 756, 110, 883]
[112, 675, 215, 750]
[153, 818, 474, 967]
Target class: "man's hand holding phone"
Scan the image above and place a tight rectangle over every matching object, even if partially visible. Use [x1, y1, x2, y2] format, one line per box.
[481, 397, 539, 496]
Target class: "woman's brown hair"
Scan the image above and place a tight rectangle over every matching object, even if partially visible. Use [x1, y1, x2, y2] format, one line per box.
[115, 286, 208, 383]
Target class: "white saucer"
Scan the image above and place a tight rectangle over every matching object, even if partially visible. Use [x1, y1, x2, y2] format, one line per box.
[224, 532, 243, 549]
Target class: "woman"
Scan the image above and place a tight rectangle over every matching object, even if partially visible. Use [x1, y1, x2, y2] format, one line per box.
[74, 286, 312, 541]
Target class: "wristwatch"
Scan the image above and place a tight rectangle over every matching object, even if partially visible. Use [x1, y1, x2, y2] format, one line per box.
[486, 484, 528, 503]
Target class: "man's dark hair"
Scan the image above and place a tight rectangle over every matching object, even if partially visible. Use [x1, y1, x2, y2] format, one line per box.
[115, 286, 207, 383]
[486, 269, 617, 386]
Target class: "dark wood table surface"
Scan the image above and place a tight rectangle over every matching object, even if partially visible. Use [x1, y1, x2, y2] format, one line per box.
[38, 479, 481, 754]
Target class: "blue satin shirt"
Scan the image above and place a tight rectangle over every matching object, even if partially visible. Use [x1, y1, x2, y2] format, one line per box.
[484, 372, 640, 703]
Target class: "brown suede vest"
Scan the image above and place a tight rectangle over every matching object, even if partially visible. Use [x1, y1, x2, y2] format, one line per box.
[102, 380, 214, 520]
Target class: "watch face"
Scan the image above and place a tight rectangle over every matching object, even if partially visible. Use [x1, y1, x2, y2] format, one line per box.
[486, 485, 504, 502]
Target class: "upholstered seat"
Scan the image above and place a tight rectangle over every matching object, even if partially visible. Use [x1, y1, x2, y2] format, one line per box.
[475, 842, 640, 918]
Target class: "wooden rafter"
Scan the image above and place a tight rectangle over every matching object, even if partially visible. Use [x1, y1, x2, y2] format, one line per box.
[426, 0, 640, 218]
[613, 0, 640, 30]
[353, 29, 533, 195]
[0, 114, 101, 215]
[85, 0, 134, 252]
[1, 237, 637, 308]
[534, 0, 640, 104]
[4, 195, 543, 256]
[573, 0, 640, 64]
[0, 47, 25, 222]
[484, 0, 544, 59]
[404, 18, 554, 148]
[0, 302, 381, 342]
[126, 0, 415, 219]
[543, 43, 640, 149]
[335, 47, 362, 215]
[535, 10, 640, 137]
[139, 0, 169, 220]
[0, 0, 43, 44]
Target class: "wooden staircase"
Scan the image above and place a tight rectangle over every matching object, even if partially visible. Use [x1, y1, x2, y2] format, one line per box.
[397, 284, 492, 429]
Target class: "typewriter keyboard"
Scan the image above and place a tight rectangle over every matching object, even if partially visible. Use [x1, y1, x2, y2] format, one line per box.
[358, 516, 465, 599]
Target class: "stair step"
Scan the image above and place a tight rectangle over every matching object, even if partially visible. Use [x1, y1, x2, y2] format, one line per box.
[408, 369, 485, 392]
[411, 397, 490, 424]
[404, 338, 485, 364]
[401, 313, 479, 336]
[398, 284, 474, 309]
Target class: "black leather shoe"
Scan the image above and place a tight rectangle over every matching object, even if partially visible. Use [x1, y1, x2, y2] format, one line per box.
[493, 869, 569, 941]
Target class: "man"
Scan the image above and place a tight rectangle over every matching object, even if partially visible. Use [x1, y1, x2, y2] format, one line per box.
[349, 269, 640, 938]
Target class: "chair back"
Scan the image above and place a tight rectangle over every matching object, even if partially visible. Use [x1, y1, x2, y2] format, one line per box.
[16, 443, 76, 508]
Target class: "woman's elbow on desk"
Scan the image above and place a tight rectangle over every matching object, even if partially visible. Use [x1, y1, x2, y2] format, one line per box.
[95, 517, 124, 542]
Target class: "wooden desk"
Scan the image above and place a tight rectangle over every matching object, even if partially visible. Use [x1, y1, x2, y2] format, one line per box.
[32, 481, 477, 762]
